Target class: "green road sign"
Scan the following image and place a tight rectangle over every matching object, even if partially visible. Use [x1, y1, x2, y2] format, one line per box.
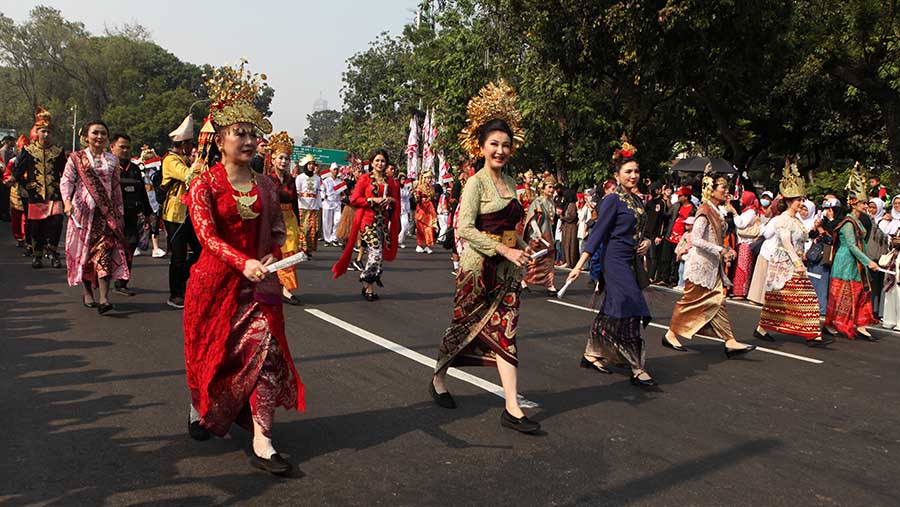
[292, 146, 350, 165]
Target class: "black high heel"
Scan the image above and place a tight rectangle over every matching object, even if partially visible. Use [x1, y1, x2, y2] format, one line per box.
[661, 335, 688, 352]
[630, 372, 657, 388]
[753, 328, 775, 342]
[724, 344, 756, 358]
[97, 303, 114, 315]
[429, 382, 456, 409]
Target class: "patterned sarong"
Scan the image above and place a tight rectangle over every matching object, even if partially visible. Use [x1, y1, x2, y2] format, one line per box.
[759, 275, 821, 339]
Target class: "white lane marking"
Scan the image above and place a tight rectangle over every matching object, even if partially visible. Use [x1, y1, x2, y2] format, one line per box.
[647, 285, 900, 337]
[305, 309, 539, 407]
[546, 299, 824, 365]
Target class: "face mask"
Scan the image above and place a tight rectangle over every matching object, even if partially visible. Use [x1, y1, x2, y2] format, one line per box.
[760, 199, 770, 207]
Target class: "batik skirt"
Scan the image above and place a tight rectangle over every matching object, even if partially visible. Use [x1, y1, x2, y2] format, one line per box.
[759, 275, 821, 340]
[276, 204, 303, 291]
[825, 278, 876, 339]
[668, 280, 735, 342]
[524, 246, 556, 288]
[298, 208, 320, 252]
[585, 314, 645, 370]
[434, 269, 520, 373]
[731, 242, 754, 298]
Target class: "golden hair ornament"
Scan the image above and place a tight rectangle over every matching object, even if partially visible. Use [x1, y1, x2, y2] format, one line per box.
[845, 161, 868, 203]
[205, 59, 272, 135]
[459, 79, 525, 159]
[779, 157, 807, 199]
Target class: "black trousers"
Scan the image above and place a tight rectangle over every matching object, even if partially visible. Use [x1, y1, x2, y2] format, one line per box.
[647, 240, 661, 281]
[31, 214, 63, 256]
[0, 185, 10, 221]
[164, 217, 201, 299]
[115, 209, 141, 289]
[656, 240, 677, 284]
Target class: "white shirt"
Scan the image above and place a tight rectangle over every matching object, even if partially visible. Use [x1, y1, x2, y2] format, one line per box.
[320, 176, 341, 210]
[400, 184, 411, 214]
[295, 172, 321, 210]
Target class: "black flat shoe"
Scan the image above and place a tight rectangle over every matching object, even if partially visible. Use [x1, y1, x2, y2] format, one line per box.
[188, 419, 210, 441]
[661, 336, 688, 352]
[282, 294, 303, 306]
[83, 300, 99, 308]
[579, 356, 612, 374]
[50, 256, 62, 269]
[250, 451, 292, 476]
[429, 382, 456, 409]
[630, 373, 658, 388]
[547, 288, 558, 297]
[753, 329, 775, 342]
[806, 336, 835, 347]
[31, 257, 43, 269]
[97, 303, 114, 315]
[500, 409, 541, 434]
[724, 344, 756, 358]
[364, 292, 379, 302]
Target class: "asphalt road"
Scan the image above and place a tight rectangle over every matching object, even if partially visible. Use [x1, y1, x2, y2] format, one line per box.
[2, 228, 899, 506]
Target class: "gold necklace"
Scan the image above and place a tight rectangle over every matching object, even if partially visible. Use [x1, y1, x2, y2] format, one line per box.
[231, 173, 259, 220]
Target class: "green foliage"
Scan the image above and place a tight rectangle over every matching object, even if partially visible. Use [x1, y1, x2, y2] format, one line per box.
[0, 6, 274, 153]
[303, 110, 344, 148]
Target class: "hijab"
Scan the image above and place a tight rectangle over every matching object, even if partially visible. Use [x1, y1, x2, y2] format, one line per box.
[800, 200, 817, 232]
[881, 195, 900, 237]
[739, 190, 760, 213]
[870, 197, 885, 222]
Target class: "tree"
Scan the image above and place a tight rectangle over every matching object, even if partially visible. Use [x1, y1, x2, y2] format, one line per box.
[303, 109, 343, 148]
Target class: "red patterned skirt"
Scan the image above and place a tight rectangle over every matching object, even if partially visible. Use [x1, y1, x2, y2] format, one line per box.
[731, 242, 754, 297]
[434, 267, 520, 372]
[759, 275, 821, 339]
[825, 278, 876, 339]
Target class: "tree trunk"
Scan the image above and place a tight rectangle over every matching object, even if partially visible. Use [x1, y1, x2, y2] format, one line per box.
[883, 97, 900, 188]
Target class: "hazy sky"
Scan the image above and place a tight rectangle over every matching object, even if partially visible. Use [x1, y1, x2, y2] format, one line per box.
[5, 0, 418, 142]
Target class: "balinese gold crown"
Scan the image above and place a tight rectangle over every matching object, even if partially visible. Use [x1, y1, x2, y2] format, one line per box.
[845, 161, 868, 203]
[267, 131, 294, 157]
[33, 106, 52, 129]
[459, 79, 525, 158]
[701, 164, 729, 202]
[779, 158, 806, 198]
[205, 59, 272, 134]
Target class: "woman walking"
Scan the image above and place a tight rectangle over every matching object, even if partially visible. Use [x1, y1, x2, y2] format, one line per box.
[61, 120, 130, 314]
[332, 149, 401, 301]
[266, 131, 304, 305]
[183, 63, 304, 475]
[567, 137, 658, 387]
[824, 164, 880, 340]
[731, 190, 761, 299]
[754, 162, 829, 346]
[522, 174, 559, 294]
[431, 81, 540, 433]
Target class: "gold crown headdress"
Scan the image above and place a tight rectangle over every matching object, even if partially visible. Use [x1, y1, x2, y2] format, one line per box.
[205, 60, 272, 135]
[33, 106, 52, 129]
[459, 79, 525, 159]
[701, 163, 729, 203]
[267, 131, 294, 157]
[779, 157, 806, 198]
[612, 134, 637, 163]
[845, 161, 868, 203]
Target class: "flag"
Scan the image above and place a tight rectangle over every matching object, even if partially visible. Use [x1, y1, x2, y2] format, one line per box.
[438, 153, 452, 184]
[516, 183, 526, 197]
[405, 115, 419, 180]
[333, 178, 347, 194]
[422, 108, 435, 175]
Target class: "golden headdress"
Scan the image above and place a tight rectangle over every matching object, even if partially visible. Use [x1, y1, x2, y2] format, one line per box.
[701, 163, 729, 203]
[205, 60, 272, 135]
[268, 131, 294, 157]
[611, 134, 637, 164]
[845, 161, 868, 203]
[779, 157, 806, 199]
[33, 106, 52, 129]
[539, 174, 558, 189]
[459, 79, 525, 158]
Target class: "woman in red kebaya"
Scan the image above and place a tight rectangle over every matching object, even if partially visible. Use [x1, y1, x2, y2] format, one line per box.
[332, 149, 401, 300]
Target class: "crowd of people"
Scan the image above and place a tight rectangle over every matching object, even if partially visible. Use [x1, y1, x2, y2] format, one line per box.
[1, 67, 896, 477]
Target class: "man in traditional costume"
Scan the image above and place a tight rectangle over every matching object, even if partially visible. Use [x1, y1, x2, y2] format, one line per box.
[664, 170, 757, 357]
[161, 115, 201, 309]
[2, 136, 28, 248]
[14, 107, 67, 269]
[295, 153, 322, 256]
[320, 162, 343, 246]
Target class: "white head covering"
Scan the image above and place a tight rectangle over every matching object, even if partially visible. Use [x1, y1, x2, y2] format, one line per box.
[880, 195, 900, 237]
[870, 197, 885, 222]
[800, 199, 817, 231]
[168, 115, 194, 142]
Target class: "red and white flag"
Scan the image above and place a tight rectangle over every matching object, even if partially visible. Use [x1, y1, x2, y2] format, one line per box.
[405, 115, 419, 180]
[438, 152, 452, 184]
[516, 183, 526, 197]
[422, 108, 436, 174]
[333, 178, 347, 194]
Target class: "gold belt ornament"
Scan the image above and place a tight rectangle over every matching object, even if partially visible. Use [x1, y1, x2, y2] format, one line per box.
[483, 230, 518, 248]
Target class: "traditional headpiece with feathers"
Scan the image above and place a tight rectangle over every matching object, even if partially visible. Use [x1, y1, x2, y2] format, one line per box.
[845, 161, 868, 203]
[779, 157, 806, 199]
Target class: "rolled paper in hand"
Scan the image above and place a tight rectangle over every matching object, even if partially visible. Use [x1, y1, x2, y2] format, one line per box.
[877, 267, 898, 277]
[557, 279, 573, 299]
[266, 251, 308, 272]
[807, 272, 822, 279]
[530, 248, 549, 260]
